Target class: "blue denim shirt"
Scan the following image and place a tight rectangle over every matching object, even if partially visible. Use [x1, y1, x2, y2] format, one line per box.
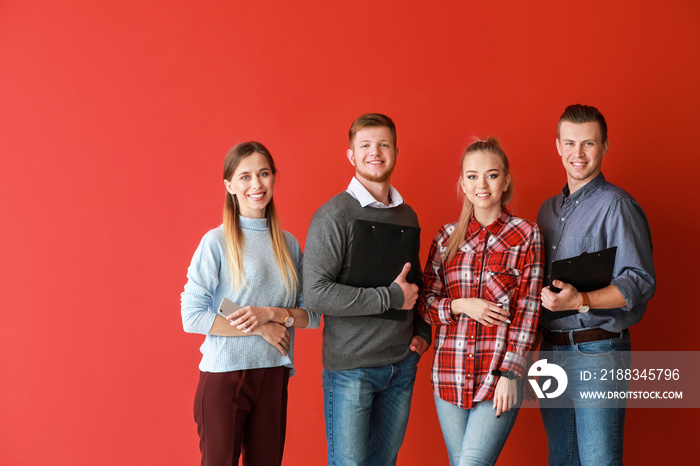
[537, 173, 656, 332]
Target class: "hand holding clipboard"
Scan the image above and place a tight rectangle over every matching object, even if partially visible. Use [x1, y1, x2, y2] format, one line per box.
[346, 219, 421, 320]
[393, 262, 419, 310]
[544, 247, 617, 320]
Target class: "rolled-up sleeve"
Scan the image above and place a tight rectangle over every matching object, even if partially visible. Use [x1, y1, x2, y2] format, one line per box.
[607, 198, 656, 311]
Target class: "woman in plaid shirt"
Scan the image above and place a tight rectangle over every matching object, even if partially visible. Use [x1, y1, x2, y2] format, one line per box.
[418, 138, 543, 466]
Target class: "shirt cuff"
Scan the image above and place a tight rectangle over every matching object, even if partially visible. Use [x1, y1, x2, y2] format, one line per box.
[438, 297, 458, 325]
[499, 351, 527, 378]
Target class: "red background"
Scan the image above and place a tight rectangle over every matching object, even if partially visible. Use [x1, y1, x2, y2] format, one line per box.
[1, 1, 698, 464]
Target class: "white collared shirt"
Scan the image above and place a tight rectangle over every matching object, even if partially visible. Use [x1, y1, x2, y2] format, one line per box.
[345, 176, 404, 209]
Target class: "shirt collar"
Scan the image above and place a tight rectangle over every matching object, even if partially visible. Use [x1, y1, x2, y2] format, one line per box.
[465, 208, 511, 239]
[346, 176, 404, 208]
[562, 172, 607, 203]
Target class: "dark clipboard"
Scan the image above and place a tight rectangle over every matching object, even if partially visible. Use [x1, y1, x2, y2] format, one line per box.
[544, 246, 617, 320]
[345, 219, 420, 321]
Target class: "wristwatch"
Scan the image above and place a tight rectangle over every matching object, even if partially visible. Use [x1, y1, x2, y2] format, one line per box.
[283, 308, 295, 327]
[491, 369, 519, 380]
[578, 292, 590, 313]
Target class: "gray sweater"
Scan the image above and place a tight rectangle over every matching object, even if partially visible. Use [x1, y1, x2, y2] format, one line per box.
[303, 192, 432, 371]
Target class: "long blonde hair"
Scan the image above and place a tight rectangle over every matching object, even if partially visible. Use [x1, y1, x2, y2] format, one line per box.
[444, 137, 514, 263]
[222, 141, 298, 297]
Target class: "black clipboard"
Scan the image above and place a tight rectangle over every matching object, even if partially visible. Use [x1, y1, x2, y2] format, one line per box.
[346, 219, 420, 321]
[545, 246, 617, 320]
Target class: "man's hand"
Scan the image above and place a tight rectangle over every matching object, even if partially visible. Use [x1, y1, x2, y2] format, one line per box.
[409, 336, 429, 355]
[541, 280, 582, 311]
[393, 262, 418, 310]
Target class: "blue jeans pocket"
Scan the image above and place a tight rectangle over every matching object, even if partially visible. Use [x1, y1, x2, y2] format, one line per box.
[576, 338, 613, 355]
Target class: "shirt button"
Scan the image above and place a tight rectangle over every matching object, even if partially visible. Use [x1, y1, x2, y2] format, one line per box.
[470, 335, 475, 339]
[552, 245, 557, 250]
[469, 354, 473, 358]
[560, 217, 565, 222]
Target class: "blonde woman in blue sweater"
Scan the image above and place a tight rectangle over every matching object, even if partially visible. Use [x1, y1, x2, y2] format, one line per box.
[181, 141, 320, 466]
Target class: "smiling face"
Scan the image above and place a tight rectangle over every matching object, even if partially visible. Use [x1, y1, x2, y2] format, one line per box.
[346, 126, 397, 184]
[460, 150, 511, 225]
[556, 121, 608, 193]
[224, 151, 276, 218]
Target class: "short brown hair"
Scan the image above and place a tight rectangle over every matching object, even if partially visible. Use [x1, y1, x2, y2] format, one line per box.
[558, 104, 608, 143]
[348, 113, 397, 147]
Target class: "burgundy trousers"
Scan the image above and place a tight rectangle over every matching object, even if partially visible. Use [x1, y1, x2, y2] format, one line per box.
[194, 366, 290, 466]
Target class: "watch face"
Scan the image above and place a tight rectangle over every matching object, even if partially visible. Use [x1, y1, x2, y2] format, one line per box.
[578, 306, 590, 313]
[284, 316, 295, 327]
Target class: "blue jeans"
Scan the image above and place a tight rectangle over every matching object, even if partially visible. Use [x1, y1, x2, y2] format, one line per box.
[434, 387, 521, 466]
[539, 330, 631, 466]
[322, 352, 420, 466]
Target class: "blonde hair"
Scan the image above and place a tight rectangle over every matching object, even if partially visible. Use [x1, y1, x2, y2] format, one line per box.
[222, 141, 298, 297]
[444, 137, 514, 263]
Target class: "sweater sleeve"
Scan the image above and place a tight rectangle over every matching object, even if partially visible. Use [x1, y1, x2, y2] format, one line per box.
[180, 232, 220, 335]
[285, 231, 321, 329]
[303, 208, 404, 317]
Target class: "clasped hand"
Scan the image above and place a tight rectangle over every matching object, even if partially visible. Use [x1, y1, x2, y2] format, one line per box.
[225, 306, 274, 333]
[223, 306, 290, 355]
[255, 322, 290, 356]
[450, 298, 511, 327]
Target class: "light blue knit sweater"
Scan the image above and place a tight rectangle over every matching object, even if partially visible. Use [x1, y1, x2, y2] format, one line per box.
[181, 216, 320, 374]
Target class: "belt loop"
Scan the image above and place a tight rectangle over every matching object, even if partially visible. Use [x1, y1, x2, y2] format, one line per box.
[567, 330, 575, 346]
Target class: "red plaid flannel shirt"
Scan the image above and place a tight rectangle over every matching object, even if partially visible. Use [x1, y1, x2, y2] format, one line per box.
[418, 210, 543, 409]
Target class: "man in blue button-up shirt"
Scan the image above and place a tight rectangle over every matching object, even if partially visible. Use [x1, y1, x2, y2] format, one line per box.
[537, 104, 656, 465]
